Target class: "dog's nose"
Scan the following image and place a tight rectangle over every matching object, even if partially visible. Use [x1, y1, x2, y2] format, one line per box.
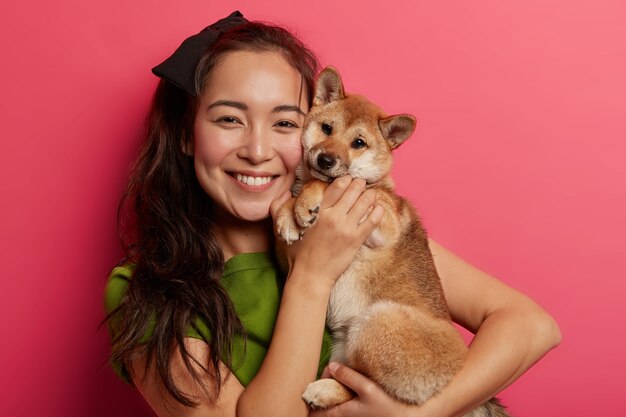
[317, 153, 336, 170]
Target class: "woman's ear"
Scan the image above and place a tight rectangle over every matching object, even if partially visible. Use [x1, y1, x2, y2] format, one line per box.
[181, 137, 194, 156]
[313, 66, 345, 106]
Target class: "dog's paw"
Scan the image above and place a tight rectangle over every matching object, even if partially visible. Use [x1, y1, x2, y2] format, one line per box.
[302, 378, 354, 409]
[275, 212, 302, 245]
[294, 201, 320, 229]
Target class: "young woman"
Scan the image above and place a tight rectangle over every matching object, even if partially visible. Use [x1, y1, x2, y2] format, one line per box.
[105, 12, 560, 417]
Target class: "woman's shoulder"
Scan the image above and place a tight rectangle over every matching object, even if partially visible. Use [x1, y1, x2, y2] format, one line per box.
[104, 263, 135, 315]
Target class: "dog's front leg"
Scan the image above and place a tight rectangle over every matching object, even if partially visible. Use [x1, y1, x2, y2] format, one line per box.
[294, 180, 328, 230]
[275, 197, 303, 244]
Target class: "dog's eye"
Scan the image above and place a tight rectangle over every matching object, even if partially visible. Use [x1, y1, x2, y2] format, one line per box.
[352, 138, 367, 149]
[321, 123, 332, 135]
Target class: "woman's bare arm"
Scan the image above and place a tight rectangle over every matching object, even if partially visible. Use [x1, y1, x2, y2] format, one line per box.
[130, 178, 383, 417]
[311, 239, 561, 417]
[418, 239, 561, 416]
[130, 339, 244, 417]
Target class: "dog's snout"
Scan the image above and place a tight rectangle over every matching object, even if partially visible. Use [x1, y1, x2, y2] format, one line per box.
[317, 153, 336, 170]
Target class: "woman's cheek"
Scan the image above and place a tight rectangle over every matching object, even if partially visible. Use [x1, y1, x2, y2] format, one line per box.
[194, 127, 233, 166]
[281, 135, 304, 171]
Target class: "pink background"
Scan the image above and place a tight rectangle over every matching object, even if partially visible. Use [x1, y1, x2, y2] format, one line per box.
[1, 0, 624, 415]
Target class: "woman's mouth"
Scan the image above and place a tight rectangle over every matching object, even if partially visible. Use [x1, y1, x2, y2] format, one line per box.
[233, 173, 275, 187]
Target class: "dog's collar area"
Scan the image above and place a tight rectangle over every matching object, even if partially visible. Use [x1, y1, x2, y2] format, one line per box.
[310, 170, 380, 188]
[310, 169, 334, 183]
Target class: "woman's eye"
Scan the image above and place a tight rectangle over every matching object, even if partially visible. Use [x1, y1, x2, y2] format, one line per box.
[321, 123, 332, 135]
[216, 116, 240, 125]
[352, 138, 367, 149]
[276, 120, 298, 129]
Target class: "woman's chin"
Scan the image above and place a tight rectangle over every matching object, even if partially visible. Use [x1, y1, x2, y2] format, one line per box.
[232, 204, 272, 223]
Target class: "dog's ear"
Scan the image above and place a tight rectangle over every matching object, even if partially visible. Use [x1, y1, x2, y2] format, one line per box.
[313, 66, 345, 106]
[379, 115, 417, 149]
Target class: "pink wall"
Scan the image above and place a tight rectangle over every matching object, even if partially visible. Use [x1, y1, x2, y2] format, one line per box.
[1, 1, 624, 415]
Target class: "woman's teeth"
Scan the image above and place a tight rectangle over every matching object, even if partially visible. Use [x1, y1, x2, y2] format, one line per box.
[235, 174, 273, 186]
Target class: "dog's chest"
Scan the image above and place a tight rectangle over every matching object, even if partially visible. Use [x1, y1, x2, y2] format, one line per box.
[326, 264, 370, 330]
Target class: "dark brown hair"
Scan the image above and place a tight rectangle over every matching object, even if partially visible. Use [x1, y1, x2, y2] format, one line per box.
[107, 22, 318, 406]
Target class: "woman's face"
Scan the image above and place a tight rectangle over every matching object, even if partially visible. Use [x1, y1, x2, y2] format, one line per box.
[193, 50, 307, 222]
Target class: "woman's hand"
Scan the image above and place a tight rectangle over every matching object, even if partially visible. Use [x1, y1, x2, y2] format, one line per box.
[271, 176, 384, 288]
[309, 363, 416, 417]
[244, 178, 382, 417]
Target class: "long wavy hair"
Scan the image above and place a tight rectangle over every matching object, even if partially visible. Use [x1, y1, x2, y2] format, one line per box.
[107, 21, 318, 406]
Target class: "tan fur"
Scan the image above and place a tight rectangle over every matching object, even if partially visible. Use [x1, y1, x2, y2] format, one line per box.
[276, 67, 510, 416]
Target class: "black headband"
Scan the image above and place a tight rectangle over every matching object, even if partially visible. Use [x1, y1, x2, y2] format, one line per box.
[151, 10, 249, 95]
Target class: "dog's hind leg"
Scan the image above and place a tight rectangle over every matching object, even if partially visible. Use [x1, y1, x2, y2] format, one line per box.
[344, 301, 467, 405]
[463, 398, 512, 417]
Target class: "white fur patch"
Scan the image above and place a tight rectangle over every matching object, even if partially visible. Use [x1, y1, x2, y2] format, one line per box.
[301, 123, 318, 150]
[350, 152, 385, 183]
[327, 268, 370, 363]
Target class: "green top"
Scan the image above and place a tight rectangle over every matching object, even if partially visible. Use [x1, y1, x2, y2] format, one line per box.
[104, 252, 332, 386]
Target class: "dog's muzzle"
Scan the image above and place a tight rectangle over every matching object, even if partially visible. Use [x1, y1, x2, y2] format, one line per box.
[316, 153, 336, 170]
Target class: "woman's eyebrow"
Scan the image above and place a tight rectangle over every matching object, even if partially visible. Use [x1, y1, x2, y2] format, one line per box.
[207, 100, 247, 111]
[205, 101, 304, 116]
[273, 104, 306, 116]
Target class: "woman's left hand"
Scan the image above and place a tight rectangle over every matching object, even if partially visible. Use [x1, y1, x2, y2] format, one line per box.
[308, 363, 417, 417]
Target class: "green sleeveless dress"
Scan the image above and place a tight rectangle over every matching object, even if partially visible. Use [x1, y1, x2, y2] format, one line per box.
[104, 252, 333, 386]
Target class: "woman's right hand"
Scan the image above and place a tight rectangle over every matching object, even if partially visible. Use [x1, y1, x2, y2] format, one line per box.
[271, 176, 384, 289]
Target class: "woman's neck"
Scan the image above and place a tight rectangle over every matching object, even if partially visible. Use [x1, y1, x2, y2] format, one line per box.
[213, 209, 274, 261]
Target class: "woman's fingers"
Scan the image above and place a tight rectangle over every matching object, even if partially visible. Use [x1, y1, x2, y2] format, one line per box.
[331, 178, 367, 213]
[270, 189, 292, 219]
[327, 362, 377, 398]
[306, 363, 385, 417]
[347, 188, 376, 221]
[320, 177, 383, 241]
[358, 205, 384, 234]
[309, 363, 412, 417]
[321, 177, 364, 210]
[322, 177, 381, 226]
[282, 177, 384, 285]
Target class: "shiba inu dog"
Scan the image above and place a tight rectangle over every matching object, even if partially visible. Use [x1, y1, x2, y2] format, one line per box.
[275, 67, 510, 416]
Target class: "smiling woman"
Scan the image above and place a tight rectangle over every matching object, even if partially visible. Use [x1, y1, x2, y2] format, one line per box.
[103, 11, 559, 417]
[192, 50, 307, 224]
[103, 15, 382, 417]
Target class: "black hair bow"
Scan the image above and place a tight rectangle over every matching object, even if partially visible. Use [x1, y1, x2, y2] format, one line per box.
[152, 10, 249, 95]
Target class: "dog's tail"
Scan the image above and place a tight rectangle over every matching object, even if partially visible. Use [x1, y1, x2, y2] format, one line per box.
[464, 397, 512, 417]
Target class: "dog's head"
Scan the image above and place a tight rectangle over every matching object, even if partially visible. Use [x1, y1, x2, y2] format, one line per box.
[301, 66, 416, 186]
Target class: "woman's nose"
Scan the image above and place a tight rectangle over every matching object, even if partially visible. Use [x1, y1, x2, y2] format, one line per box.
[238, 126, 275, 164]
